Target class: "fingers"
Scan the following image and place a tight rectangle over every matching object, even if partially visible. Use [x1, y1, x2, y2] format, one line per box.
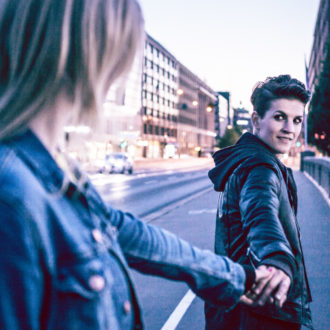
[239, 295, 255, 306]
[255, 265, 271, 282]
[244, 266, 291, 308]
[253, 267, 291, 307]
[250, 266, 273, 298]
[274, 276, 290, 308]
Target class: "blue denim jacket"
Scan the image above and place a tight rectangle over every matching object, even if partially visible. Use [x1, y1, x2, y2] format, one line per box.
[0, 130, 246, 329]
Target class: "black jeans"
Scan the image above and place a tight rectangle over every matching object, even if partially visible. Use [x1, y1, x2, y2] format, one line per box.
[205, 305, 301, 330]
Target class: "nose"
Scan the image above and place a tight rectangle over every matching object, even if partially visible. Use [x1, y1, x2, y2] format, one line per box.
[282, 120, 295, 134]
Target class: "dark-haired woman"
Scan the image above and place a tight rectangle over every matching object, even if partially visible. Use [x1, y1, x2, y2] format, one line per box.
[205, 75, 313, 329]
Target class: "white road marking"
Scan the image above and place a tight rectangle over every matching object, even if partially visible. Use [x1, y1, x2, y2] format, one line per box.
[188, 208, 217, 215]
[161, 290, 196, 330]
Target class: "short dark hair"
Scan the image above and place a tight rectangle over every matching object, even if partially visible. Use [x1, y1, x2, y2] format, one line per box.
[250, 75, 310, 118]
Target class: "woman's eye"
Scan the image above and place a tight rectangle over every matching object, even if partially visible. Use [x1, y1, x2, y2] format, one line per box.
[274, 114, 284, 121]
[294, 118, 302, 124]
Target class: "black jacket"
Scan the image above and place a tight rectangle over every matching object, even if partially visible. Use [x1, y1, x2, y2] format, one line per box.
[205, 133, 312, 328]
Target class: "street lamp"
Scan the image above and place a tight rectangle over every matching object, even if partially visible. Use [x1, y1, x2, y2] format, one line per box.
[192, 100, 198, 107]
[206, 105, 213, 112]
[177, 88, 184, 96]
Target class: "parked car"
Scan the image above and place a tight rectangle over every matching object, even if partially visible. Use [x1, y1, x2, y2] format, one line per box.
[100, 153, 133, 174]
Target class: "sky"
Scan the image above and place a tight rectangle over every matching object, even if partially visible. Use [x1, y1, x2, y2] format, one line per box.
[138, 0, 320, 110]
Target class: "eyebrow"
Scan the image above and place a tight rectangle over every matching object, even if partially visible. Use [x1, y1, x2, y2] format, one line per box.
[274, 110, 303, 118]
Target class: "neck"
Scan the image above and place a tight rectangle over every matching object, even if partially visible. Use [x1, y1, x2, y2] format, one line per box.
[29, 101, 70, 156]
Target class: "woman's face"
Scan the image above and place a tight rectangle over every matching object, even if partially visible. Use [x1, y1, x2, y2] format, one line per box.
[252, 98, 305, 154]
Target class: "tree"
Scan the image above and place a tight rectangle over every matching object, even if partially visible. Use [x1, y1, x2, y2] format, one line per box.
[216, 126, 241, 149]
[308, 42, 330, 155]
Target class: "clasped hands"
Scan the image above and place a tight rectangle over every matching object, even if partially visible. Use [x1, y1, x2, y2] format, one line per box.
[240, 265, 291, 308]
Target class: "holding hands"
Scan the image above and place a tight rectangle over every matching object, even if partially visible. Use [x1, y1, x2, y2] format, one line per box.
[240, 265, 291, 308]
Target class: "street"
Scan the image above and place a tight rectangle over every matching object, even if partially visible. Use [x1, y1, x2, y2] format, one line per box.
[91, 166, 330, 330]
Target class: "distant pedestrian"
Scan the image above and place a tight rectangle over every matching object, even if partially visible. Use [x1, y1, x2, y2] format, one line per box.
[0, 1, 270, 329]
[206, 75, 313, 329]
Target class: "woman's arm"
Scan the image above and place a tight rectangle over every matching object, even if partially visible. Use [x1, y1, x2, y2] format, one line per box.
[239, 165, 296, 305]
[109, 208, 251, 309]
[239, 165, 296, 278]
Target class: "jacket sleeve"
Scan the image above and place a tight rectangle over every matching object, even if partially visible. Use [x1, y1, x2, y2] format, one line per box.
[108, 208, 248, 309]
[238, 165, 296, 280]
[0, 200, 43, 330]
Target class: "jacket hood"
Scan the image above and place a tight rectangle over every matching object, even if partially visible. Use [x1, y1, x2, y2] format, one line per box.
[208, 133, 279, 191]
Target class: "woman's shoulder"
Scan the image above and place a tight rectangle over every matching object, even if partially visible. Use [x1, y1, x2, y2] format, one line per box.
[0, 143, 48, 209]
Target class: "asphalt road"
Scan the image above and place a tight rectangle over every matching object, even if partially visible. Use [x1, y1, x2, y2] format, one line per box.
[92, 168, 212, 218]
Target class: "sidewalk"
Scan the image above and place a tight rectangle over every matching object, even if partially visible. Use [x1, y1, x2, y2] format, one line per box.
[133, 156, 214, 173]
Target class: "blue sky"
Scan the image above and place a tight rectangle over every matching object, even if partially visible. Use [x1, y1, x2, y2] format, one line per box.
[138, 0, 320, 110]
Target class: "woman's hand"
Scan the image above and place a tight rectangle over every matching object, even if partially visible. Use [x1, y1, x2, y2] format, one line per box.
[239, 265, 271, 305]
[240, 265, 291, 308]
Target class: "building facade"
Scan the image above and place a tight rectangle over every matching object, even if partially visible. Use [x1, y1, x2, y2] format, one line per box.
[65, 33, 221, 163]
[177, 62, 218, 157]
[307, 0, 329, 93]
[233, 106, 252, 133]
[141, 35, 179, 158]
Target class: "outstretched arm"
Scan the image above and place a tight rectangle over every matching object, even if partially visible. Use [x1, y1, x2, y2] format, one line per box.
[109, 208, 251, 309]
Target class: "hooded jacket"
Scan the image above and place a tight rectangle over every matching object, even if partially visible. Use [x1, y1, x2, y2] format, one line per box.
[205, 133, 312, 328]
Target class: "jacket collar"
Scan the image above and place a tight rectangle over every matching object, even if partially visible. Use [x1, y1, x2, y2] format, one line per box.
[8, 129, 65, 193]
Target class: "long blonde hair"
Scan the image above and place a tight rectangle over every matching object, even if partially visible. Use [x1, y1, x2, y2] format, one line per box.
[0, 0, 144, 140]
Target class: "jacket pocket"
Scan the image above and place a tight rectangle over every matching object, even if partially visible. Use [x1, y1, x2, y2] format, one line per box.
[53, 256, 109, 329]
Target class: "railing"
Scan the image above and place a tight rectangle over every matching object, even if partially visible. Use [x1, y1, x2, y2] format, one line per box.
[301, 154, 330, 198]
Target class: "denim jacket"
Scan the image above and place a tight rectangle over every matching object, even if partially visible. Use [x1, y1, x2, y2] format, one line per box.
[0, 130, 246, 329]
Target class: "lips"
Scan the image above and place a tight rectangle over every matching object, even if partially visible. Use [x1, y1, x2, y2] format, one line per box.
[277, 136, 293, 142]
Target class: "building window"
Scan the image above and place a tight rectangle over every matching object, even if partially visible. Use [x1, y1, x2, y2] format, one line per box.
[150, 61, 153, 69]
[161, 127, 165, 135]
[155, 126, 159, 135]
[144, 124, 147, 134]
[143, 107, 147, 115]
[162, 68, 165, 76]
[156, 49, 159, 57]
[167, 100, 170, 107]
[144, 57, 147, 66]
[148, 124, 153, 134]
[167, 72, 170, 79]
[156, 64, 160, 73]
[150, 45, 153, 54]
[144, 73, 147, 83]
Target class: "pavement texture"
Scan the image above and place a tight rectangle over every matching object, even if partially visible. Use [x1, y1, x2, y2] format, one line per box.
[294, 171, 330, 330]
[133, 156, 214, 173]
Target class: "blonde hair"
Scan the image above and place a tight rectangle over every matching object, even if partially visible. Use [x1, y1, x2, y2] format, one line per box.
[0, 0, 144, 140]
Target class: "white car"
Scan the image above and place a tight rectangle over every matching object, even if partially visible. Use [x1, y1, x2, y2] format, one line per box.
[100, 153, 133, 174]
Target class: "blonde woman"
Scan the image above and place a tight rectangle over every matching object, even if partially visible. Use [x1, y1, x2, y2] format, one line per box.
[0, 1, 271, 329]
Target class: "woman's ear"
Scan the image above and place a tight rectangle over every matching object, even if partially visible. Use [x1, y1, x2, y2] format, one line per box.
[251, 111, 260, 131]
